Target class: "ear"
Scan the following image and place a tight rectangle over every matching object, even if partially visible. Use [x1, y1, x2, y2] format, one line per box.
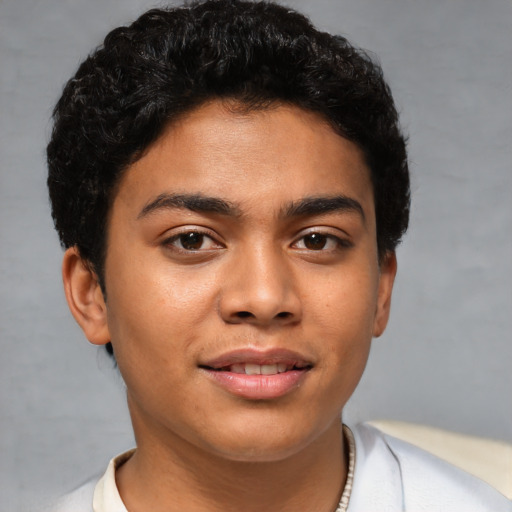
[62, 247, 110, 345]
[373, 251, 397, 338]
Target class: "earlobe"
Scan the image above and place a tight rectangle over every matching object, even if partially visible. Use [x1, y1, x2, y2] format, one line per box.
[373, 252, 397, 338]
[62, 247, 110, 345]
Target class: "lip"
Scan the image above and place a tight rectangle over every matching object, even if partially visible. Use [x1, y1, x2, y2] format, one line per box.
[199, 348, 313, 400]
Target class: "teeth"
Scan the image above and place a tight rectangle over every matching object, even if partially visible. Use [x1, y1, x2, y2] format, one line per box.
[261, 364, 278, 375]
[224, 363, 295, 375]
[245, 363, 261, 375]
[230, 363, 246, 374]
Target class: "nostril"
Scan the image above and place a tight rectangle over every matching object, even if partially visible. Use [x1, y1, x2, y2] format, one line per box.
[231, 310, 295, 322]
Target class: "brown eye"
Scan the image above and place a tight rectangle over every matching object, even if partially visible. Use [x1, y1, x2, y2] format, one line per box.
[179, 232, 205, 250]
[165, 230, 222, 252]
[303, 233, 328, 250]
[294, 232, 351, 252]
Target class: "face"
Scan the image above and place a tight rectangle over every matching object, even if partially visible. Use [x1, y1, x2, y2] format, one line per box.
[71, 101, 395, 462]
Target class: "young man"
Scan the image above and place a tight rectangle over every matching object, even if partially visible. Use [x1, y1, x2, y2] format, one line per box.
[46, 1, 510, 510]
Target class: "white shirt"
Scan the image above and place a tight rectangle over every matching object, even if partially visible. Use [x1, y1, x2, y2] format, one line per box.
[49, 423, 512, 511]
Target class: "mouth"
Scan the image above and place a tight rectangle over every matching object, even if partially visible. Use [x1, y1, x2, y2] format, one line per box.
[199, 350, 313, 400]
[200, 361, 312, 375]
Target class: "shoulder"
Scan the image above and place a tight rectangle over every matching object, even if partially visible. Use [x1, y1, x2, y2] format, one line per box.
[348, 423, 512, 512]
[44, 477, 98, 512]
[44, 449, 134, 512]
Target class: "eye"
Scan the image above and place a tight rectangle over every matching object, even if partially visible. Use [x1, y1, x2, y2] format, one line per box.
[165, 231, 222, 251]
[294, 232, 350, 251]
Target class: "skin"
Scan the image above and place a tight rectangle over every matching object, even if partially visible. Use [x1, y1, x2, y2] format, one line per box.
[63, 101, 396, 512]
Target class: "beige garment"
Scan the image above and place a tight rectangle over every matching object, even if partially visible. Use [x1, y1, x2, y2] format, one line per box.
[49, 423, 511, 511]
[92, 450, 133, 512]
[370, 420, 512, 499]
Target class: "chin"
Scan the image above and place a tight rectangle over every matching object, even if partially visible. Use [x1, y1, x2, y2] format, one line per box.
[198, 415, 338, 464]
[209, 438, 311, 463]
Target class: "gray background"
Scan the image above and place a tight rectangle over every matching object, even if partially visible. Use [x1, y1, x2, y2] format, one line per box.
[1, 0, 511, 510]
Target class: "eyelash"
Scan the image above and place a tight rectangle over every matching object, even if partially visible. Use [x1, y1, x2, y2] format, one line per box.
[162, 229, 222, 253]
[162, 228, 351, 254]
[292, 231, 352, 252]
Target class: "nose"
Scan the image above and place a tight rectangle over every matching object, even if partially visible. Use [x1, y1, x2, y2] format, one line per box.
[219, 245, 302, 327]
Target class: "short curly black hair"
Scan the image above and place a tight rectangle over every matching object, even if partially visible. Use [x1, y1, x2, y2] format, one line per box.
[48, 0, 409, 283]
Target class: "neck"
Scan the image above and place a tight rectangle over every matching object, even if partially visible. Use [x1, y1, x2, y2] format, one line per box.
[117, 412, 347, 512]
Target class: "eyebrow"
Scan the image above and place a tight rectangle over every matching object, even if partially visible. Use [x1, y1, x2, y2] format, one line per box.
[138, 193, 241, 219]
[138, 192, 365, 223]
[282, 195, 365, 222]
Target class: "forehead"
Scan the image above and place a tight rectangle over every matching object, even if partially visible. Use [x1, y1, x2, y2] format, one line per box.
[114, 101, 374, 219]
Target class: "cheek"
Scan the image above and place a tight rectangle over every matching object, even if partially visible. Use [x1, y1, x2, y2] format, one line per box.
[312, 269, 379, 333]
[307, 268, 379, 376]
[104, 259, 221, 362]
